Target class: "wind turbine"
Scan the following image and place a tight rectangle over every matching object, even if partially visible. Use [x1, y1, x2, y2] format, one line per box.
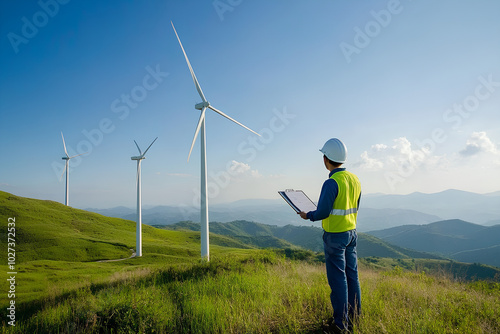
[171, 22, 260, 261]
[131, 137, 157, 257]
[60, 132, 86, 206]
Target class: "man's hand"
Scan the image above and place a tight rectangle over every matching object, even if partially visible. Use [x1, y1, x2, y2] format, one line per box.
[298, 211, 308, 220]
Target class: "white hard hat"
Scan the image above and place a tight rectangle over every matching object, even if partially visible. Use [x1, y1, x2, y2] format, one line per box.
[319, 138, 347, 163]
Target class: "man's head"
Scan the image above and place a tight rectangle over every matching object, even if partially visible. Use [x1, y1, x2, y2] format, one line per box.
[323, 155, 343, 170]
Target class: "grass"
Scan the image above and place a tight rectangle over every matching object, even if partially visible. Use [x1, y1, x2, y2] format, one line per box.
[5, 251, 331, 333]
[3, 253, 500, 333]
[358, 266, 500, 333]
[1, 191, 500, 333]
[0, 190, 259, 324]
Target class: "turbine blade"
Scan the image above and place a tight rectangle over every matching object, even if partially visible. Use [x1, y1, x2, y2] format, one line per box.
[208, 105, 261, 137]
[61, 132, 69, 157]
[188, 107, 206, 162]
[142, 137, 158, 157]
[171, 21, 207, 102]
[69, 152, 87, 159]
[134, 140, 142, 155]
[60, 160, 68, 181]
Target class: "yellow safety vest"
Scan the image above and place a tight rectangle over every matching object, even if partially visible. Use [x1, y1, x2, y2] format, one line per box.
[322, 170, 361, 233]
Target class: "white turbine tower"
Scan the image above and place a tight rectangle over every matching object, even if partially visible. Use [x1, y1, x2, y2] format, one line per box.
[131, 137, 157, 257]
[171, 22, 260, 261]
[60, 132, 86, 206]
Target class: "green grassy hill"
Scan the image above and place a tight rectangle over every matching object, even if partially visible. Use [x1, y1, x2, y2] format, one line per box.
[0, 191, 257, 307]
[162, 220, 299, 250]
[2, 191, 500, 333]
[0, 191, 134, 263]
[5, 253, 500, 333]
[452, 245, 500, 268]
[357, 233, 442, 260]
[0, 191, 256, 264]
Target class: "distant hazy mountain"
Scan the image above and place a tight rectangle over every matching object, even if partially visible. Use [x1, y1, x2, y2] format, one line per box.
[88, 199, 303, 226]
[87, 206, 135, 217]
[87, 200, 442, 231]
[362, 189, 500, 224]
[367, 219, 500, 267]
[86, 189, 499, 231]
[357, 208, 441, 232]
[485, 219, 500, 226]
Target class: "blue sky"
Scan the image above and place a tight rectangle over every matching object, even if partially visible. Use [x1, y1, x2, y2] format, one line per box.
[1, 0, 499, 209]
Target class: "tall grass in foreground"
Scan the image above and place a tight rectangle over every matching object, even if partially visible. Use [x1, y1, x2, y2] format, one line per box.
[358, 266, 500, 333]
[4, 252, 500, 333]
[9, 252, 331, 333]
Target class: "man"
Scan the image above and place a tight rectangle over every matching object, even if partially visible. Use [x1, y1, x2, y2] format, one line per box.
[298, 138, 361, 333]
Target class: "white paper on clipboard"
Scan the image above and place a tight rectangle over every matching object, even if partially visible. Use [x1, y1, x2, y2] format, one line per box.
[278, 189, 317, 213]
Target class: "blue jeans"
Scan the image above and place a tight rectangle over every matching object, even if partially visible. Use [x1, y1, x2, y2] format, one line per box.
[323, 229, 361, 330]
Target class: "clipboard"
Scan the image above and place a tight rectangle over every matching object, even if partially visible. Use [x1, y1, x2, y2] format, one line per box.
[278, 189, 317, 213]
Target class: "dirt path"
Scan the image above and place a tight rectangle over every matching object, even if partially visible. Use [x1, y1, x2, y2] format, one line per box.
[96, 249, 136, 262]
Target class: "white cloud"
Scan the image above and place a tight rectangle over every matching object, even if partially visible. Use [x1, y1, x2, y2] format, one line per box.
[229, 160, 251, 174]
[228, 160, 262, 179]
[251, 170, 262, 178]
[357, 151, 384, 170]
[354, 137, 442, 172]
[459, 131, 499, 157]
[353, 132, 500, 194]
[372, 143, 388, 151]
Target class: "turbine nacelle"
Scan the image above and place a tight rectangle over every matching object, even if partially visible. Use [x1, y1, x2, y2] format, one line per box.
[195, 101, 210, 110]
[131, 137, 157, 160]
[61, 133, 87, 161]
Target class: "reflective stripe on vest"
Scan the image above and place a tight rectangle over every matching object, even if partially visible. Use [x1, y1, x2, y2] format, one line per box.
[322, 170, 361, 233]
[330, 207, 359, 216]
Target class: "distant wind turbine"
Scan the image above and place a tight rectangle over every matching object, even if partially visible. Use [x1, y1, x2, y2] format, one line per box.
[171, 22, 260, 261]
[131, 137, 157, 257]
[60, 132, 86, 206]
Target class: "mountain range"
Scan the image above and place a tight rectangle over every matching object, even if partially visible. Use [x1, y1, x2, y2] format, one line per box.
[87, 189, 500, 230]
[367, 219, 500, 268]
[361, 189, 500, 225]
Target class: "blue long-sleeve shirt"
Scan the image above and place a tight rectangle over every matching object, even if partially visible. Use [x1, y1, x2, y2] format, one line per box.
[306, 168, 361, 222]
